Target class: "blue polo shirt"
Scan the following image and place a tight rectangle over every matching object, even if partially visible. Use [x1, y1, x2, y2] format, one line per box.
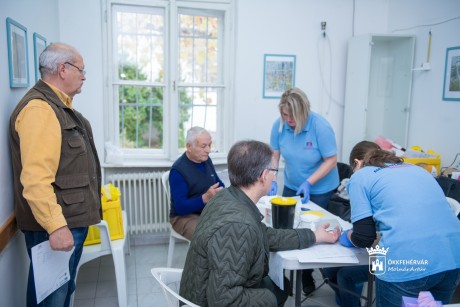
[348, 163, 460, 282]
[270, 112, 339, 194]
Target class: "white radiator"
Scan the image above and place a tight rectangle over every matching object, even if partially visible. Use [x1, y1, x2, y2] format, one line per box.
[107, 171, 169, 235]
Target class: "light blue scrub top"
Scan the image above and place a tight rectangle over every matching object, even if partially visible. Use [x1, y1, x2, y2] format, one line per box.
[348, 163, 460, 282]
[270, 112, 339, 194]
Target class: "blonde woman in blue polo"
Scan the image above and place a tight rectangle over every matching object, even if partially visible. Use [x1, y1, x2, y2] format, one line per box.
[269, 87, 339, 295]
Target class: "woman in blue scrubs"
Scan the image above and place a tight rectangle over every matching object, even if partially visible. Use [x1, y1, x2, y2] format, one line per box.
[343, 141, 460, 306]
[270, 87, 339, 295]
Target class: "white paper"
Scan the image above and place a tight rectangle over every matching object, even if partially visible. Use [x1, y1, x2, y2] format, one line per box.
[31, 241, 75, 304]
[297, 244, 359, 263]
[268, 252, 285, 290]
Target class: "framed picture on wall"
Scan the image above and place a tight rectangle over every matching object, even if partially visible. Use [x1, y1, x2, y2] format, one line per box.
[6, 17, 29, 88]
[442, 46, 460, 101]
[263, 54, 296, 99]
[33, 33, 47, 82]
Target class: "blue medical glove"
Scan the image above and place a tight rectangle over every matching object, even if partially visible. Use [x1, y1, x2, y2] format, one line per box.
[267, 181, 278, 196]
[339, 229, 354, 247]
[296, 181, 311, 203]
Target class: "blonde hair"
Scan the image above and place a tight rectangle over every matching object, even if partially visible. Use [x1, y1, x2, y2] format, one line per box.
[278, 88, 310, 134]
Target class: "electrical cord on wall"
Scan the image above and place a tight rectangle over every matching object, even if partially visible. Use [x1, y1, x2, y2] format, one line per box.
[316, 31, 344, 116]
[391, 16, 460, 33]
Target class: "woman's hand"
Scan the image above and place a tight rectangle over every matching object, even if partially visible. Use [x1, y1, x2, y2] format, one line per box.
[314, 223, 340, 243]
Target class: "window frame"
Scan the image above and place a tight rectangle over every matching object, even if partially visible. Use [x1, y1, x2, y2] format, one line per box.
[102, 0, 234, 166]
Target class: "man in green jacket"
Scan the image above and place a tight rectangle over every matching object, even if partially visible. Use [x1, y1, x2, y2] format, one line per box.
[180, 140, 340, 307]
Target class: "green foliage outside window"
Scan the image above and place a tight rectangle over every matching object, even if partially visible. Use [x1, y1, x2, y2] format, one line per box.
[118, 63, 191, 149]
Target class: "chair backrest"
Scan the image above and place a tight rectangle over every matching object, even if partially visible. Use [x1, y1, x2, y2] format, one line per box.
[337, 162, 353, 182]
[162, 170, 171, 203]
[446, 197, 460, 218]
[151, 267, 200, 307]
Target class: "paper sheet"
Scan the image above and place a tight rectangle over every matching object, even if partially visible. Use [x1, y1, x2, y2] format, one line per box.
[31, 241, 74, 304]
[268, 252, 285, 290]
[297, 244, 359, 263]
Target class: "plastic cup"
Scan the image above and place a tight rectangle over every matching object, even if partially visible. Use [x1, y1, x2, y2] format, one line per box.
[270, 197, 297, 229]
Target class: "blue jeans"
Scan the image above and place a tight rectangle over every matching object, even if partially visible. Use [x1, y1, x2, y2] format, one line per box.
[376, 269, 460, 307]
[23, 227, 88, 307]
[282, 186, 334, 209]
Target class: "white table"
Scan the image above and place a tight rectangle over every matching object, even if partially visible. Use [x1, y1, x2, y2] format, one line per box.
[257, 196, 372, 307]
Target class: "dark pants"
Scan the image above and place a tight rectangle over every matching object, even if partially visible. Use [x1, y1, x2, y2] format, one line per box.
[23, 227, 88, 307]
[282, 186, 335, 292]
[322, 265, 368, 306]
[258, 276, 290, 307]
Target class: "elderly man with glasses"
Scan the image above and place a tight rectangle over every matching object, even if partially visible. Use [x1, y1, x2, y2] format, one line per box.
[9, 42, 101, 307]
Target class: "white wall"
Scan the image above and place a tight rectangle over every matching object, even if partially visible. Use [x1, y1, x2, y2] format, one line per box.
[1, 0, 460, 305]
[387, 0, 460, 165]
[234, 0, 389, 161]
[0, 1, 60, 305]
[58, 0, 105, 162]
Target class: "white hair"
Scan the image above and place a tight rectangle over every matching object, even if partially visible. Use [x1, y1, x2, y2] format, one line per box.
[39, 42, 80, 77]
[186, 127, 210, 146]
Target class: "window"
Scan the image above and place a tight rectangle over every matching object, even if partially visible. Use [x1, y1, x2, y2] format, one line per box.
[104, 0, 234, 165]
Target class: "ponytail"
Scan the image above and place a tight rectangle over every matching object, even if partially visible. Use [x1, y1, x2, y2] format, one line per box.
[349, 140, 403, 168]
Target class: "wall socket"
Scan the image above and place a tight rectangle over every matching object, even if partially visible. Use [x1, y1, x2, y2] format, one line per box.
[321, 21, 327, 31]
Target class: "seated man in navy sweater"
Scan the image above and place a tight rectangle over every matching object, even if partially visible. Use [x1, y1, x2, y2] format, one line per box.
[169, 127, 225, 240]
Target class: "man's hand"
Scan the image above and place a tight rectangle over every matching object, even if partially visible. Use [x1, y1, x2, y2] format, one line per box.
[314, 223, 340, 244]
[202, 183, 223, 204]
[49, 226, 74, 251]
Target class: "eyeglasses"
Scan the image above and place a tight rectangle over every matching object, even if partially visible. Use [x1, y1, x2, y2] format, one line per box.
[64, 62, 86, 76]
[267, 168, 278, 176]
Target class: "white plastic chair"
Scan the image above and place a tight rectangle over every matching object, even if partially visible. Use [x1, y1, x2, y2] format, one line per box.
[73, 211, 128, 307]
[162, 171, 190, 267]
[446, 197, 460, 217]
[151, 267, 199, 307]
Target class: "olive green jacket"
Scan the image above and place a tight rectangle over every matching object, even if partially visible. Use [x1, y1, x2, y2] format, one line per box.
[180, 186, 316, 306]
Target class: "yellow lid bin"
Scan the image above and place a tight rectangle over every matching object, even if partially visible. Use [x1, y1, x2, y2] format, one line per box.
[84, 184, 124, 246]
[270, 197, 297, 206]
[402, 149, 441, 176]
[270, 197, 297, 229]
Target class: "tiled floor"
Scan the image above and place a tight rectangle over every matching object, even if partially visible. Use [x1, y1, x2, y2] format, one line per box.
[74, 241, 344, 307]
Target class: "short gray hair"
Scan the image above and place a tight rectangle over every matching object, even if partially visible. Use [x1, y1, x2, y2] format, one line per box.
[39, 42, 80, 78]
[227, 140, 273, 188]
[186, 127, 210, 146]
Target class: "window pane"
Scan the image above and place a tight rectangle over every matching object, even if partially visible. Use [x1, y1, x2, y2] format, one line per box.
[114, 5, 165, 151]
[179, 14, 219, 84]
[179, 38, 193, 83]
[193, 38, 206, 83]
[119, 86, 163, 149]
[179, 15, 193, 36]
[208, 17, 218, 38]
[178, 87, 218, 151]
[208, 39, 218, 83]
[116, 9, 164, 82]
[194, 16, 207, 36]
